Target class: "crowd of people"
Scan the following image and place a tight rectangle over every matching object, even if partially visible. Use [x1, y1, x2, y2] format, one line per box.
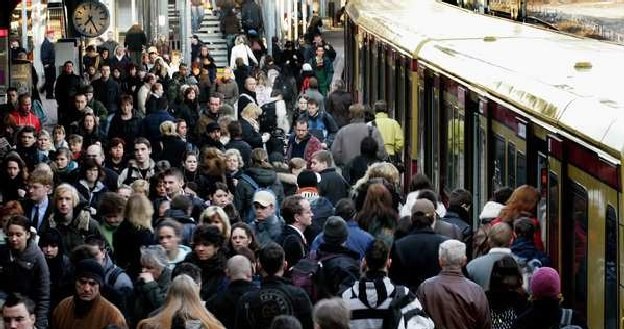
[0, 1, 589, 329]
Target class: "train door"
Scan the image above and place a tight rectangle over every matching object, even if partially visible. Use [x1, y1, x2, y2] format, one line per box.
[439, 78, 466, 199]
[470, 97, 489, 227]
[561, 144, 619, 329]
[490, 103, 528, 190]
[546, 136, 563, 272]
[416, 66, 441, 192]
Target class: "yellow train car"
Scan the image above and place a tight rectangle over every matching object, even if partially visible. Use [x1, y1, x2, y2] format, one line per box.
[344, 0, 624, 327]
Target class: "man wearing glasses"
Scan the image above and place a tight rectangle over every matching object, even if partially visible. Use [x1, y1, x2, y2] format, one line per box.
[51, 259, 127, 329]
[250, 190, 284, 248]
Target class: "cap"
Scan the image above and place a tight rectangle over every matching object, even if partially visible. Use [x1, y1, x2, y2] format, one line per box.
[302, 63, 313, 72]
[530, 267, 561, 299]
[75, 259, 105, 286]
[147, 46, 158, 54]
[253, 190, 275, 207]
[206, 122, 221, 133]
[411, 199, 436, 217]
[323, 216, 348, 245]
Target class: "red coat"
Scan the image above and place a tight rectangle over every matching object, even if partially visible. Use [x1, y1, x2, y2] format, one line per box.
[286, 134, 322, 166]
[10, 111, 41, 132]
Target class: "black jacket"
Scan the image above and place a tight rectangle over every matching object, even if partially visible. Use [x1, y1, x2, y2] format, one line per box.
[113, 219, 155, 280]
[225, 138, 253, 167]
[159, 135, 187, 168]
[443, 207, 473, 257]
[54, 72, 82, 109]
[182, 251, 229, 301]
[327, 90, 353, 128]
[92, 77, 121, 113]
[0, 240, 50, 329]
[512, 299, 587, 329]
[234, 167, 285, 221]
[280, 225, 308, 269]
[315, 243, 361, 298]
[206, 279, 259, 329]
[108, 112, 143, 147]
[235, 275, 313, 329]
[240, 118, 263, 149]
[41, 38, 55, 66]
[21, 197, 55, 231]
[318, 168, 350, 206]
[389, 227, 448, 291]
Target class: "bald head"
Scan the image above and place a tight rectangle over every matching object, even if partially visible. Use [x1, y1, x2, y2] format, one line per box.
[488, 222, 513, 248]
[86, 144, 105, 165]
[226, 255, 253, 281]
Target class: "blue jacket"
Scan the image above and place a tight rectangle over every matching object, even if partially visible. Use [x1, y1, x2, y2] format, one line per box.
[511, 237, 550, 267]
[310, 219, 374, 259]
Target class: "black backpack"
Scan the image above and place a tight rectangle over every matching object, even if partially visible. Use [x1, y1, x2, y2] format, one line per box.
[243, 287, 294, 328]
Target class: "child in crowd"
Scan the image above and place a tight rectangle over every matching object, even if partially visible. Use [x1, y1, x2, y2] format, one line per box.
[67, 134, 83, 160]
[52, 124, 69, 149]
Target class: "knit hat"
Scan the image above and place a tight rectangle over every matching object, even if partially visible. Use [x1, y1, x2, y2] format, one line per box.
[75, 259, 105, 286]
[302, 63, 313, 72]
[206, 122, 221, 133]
[38, 228, 63, 247]
[297, 170, 320, 188]
[530, 267, 561, 299]
[324, 216, 348, 245]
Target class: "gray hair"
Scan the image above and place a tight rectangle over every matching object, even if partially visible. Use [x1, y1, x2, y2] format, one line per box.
[313, 298, 350, 329]
[438, 239, 466, 268]
[140, 245, 169, 271]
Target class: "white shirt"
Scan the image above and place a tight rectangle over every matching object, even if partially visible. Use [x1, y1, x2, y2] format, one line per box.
[229, 44, 258, 68]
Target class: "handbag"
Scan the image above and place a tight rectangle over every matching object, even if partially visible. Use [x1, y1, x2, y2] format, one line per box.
[32, 99, 48, 124]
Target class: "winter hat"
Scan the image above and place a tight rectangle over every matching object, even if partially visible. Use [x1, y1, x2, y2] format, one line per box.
[206, 122, 221, 133]
[297, 170, 320, 188]
[530, 267, 561, 299]
[75, 259, 105, 286]
[478, 200, 504, 223]
[324, 216, 348, 245]
[302, 63, 313, 72]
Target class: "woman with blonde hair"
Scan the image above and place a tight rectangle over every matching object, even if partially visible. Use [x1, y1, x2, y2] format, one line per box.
[240, 103, 266, 149]
[353, 162, 401, 211]
[200, 206, 231, 242]
[229, 34, 258, 69]
[137, 274, 225, 329]
[159, 120, 187, 167]
[113, 193, 156, 279]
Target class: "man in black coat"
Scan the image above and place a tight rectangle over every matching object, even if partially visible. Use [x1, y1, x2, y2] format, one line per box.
[310, 150, 350, 206]
[327, 80, 353, 128]
[206, 255, 258, 329]
[21, 168, 55, 232]
[54, 61, 82, 128]
[389, 199, 449, 291]
[235, 242, 313, 329]
[92, 64, 122, 114]
[279, 195, 311, 270]
[124, 24, 147, 65]
[41, 30, 56, 99]
[225, 121, 253, 168]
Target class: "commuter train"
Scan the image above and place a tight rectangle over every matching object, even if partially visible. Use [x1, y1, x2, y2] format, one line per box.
[344, 0, 624, 327]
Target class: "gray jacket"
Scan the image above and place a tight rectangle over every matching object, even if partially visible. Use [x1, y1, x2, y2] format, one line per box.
[331, 120, 387, 166]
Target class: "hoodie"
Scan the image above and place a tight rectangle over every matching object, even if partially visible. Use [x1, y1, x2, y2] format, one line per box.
[167, 245, 192, 269]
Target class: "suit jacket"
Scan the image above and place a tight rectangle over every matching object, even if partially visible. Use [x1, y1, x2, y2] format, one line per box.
[21, 197, 54, 232]
[280, 225, 307, 270]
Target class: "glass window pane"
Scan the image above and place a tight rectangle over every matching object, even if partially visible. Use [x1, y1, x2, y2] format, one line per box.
[493, 136, 506, 189]
[569, 183, 588, 317]
[605, 206, 618, 329]
[508, 143, 516, 187]
[547, 172, 559, 269]
[517, 152, 527, 186]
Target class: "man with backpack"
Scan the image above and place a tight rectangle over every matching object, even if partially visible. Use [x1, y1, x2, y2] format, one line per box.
[342, 239, 434, 329]
[235, 242, 313, 329]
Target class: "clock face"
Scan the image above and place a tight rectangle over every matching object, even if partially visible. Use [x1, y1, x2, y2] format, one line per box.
[72, 1, 111, 37]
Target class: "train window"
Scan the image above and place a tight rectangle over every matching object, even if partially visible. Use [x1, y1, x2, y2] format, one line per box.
[605, 205, 617, 329]
[387, 53, 395, 115]
[508, 143, 516, 187]
[517, 152, 527, 186]
[493, 135, 506, 189]
[380, 46, 386, 101]
[397, 63, 406, 128]
[445, 98, 465, 190]
[568, 182, 588, 317]
[372, 41, 379, 104]
[547, 172, 559, 269]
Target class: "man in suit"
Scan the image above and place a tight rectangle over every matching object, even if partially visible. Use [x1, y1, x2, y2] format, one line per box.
[21, 168, 54, 232]
[279, 195, 312, 270]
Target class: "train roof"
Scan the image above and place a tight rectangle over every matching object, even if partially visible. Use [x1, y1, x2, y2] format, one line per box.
[346, 0, 624, 157]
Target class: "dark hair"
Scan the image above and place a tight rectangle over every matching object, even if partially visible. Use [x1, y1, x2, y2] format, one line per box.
[227, 121, 243, 138]
[281, 195, 305, 225]
[307, 98, 319, 107]
[209, 182, 230, 197]
[416, 189, 438, 205]
[157, 218, 183, 237]
[309, 78, 319, 89]
[164, 167, 184, 183]
[230, 222, 259, 251]
[360, 136, 378, 158]
[488, 255, 523, 310]
[394, 216, 413, 240]
[449, 188, 472, 208]
[171, 262, 202, 286]
[335, 198, 356, 221]
[134, 137, 151, 148]
[70, 244, 98, 265]
[192, 224, 224, 247]
[270, 315, 303, 329]
[97, 192, 126, 216]
[2, 293, 36, 315]
[365, 239, 390, 272]
[6, 215, 31, 237]
[17, 93, 31, 105]
[120, 94, 133, 105]
[108, 137, 125, 150]
[79, 158, 105, 182]
[258, 242, 285, 275]
[493, 187, 514, 205]
[513, 217, 535, 239]
[373, 100, 388, 113]
[409, 173, 434, 192]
